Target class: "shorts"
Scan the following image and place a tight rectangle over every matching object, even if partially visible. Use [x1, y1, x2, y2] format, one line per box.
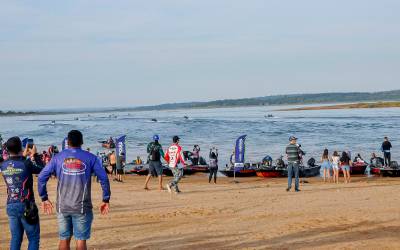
[117, 168, 124, 175]
[341, 165, 350, 171]
[57, 211, 93, 241]
[111, 164, 116, 174]
[321, 161, 331, 170]
[149, 161, 163, 177]
[332, 163, 339, 170]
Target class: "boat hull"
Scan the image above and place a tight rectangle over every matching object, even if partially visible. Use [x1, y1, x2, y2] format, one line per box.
[220, 169, 257, 177]
[300, 166, 321, 177]
[370, 167, 381, 175]
[381, 169, 400, 177]
[256, 169, 285, 178]
[351, 163, 368, 175]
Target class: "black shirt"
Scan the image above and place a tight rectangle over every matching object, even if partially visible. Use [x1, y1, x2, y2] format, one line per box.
[382, 141, 392, 151]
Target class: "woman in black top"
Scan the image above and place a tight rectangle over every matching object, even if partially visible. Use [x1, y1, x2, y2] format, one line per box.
[340, 152, 352, 183]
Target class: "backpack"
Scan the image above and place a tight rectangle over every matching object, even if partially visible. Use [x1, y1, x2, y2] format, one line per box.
[149, 143, 161, 161]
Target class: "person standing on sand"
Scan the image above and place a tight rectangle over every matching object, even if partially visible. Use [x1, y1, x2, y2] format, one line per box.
[208, 148, 219, 184]
[109, 151, 117, 177]
[381, 137, 392, 167]
[286, 136, 301, 192]
[192, 145, 201, 165]
[332, 151, 340, 184]
[115, 152, 125, 182]
[340, 151, 352, 183]
[144, 135, 165, 191]
[38, 130, 111, 250]
[321, 149, 332, 183]
[1, 137, 44, 250]
[164, 136, 187, 194]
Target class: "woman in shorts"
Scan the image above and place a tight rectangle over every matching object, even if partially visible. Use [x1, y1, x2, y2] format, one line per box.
[340, 151, 352, 183]
[331, 151, 340, 184]
[321, 149, 332, 182]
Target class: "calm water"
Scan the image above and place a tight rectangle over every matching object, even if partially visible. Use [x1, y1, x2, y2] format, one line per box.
[0, 106, 399, 167]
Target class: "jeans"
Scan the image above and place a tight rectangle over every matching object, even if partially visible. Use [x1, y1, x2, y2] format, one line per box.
[57, 211, 94, 240]
[169, 168, 183, 191]
[384, 152, 391, 167]
[7, 202, 40, 250]
[209, 167, 218, 183]
[287, 162, 300, 190]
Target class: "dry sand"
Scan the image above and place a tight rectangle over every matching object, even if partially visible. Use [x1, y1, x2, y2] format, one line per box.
[1, 175, 400, 250]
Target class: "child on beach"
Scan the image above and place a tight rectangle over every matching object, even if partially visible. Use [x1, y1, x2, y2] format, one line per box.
[321, 149, 332, 182]
[332, 151, 340, 184]
[340, 151, 352, 183]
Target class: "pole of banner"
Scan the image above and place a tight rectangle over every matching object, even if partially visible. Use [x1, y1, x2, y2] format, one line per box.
[233, 163, 239, 184]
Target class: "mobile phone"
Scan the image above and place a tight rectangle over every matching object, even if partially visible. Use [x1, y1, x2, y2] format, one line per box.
[27, 139, 34, 149]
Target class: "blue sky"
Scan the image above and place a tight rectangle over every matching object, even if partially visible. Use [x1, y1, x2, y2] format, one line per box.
[0, 0, 399, 109]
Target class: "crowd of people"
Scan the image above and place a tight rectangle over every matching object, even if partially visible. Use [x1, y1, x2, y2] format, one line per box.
[0, 130, 395, 250]
[285, 136, 394, 191]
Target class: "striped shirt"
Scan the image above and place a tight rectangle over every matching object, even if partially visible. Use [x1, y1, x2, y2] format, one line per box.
[286, 143, 300, 163]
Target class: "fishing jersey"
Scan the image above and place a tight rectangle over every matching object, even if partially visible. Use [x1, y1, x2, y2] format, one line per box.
[147, 142, 164, 162]
[0, 155, 44, 205]
[38, 148, 111, 214]
[164, 143, 186, 168]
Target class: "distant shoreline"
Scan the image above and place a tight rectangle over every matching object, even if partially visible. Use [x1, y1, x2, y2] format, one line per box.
[1, 89, 400, 117]
[278, 101, 400, 111]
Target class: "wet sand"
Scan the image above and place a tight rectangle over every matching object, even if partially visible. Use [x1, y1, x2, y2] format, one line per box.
[1, 175, 400, 249]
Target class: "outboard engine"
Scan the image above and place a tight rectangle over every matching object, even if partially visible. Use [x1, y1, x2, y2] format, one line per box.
[199, 157, 207, 165]
[262, 155, 273, 167]
[307, 158, 316, 167]
[276, 156, 285, 168]
[390, 161, 399, 169]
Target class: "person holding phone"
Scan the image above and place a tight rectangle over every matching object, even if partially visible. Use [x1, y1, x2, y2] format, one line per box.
[1, 137, 44, 250]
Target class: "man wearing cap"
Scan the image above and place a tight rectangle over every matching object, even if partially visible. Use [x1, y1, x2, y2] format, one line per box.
[164, 136, 187, 193]
[144, 135, 165, 191]
[286, 136, 301, 192]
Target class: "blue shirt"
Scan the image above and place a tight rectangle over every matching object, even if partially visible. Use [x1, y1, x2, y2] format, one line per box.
[1, 155, 44, 205]
[38, 148, 111, 214]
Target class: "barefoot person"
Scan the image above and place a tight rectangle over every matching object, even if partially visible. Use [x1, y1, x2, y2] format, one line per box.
[109, 151, 117, 177]
[116, 152, 125, 182]
[38, 130, 111, 250]
[321, 149, 332, 183]
[332, 151, 340, 184]
[340, 151, 352, 184]
[1, 137, 44, 250]
[208, 148, 219, 184]
[164, 136, 187, 193]
[286, 136, 301, 192]
[144, 135, 165, 191]
[381, 137, 392, 167]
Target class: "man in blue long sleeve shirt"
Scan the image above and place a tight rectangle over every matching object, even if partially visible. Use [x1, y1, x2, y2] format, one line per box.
[1, 137, 44, 250]
[38, 130, 111, 250]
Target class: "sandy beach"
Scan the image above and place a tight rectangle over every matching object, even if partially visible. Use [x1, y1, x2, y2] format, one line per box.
[1, 175, 400, 250]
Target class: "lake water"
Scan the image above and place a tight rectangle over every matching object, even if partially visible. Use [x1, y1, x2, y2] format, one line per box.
[0, 106, 399, 167]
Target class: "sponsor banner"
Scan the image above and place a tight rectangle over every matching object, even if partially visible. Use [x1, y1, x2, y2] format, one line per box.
[234, 135, 247, 164]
